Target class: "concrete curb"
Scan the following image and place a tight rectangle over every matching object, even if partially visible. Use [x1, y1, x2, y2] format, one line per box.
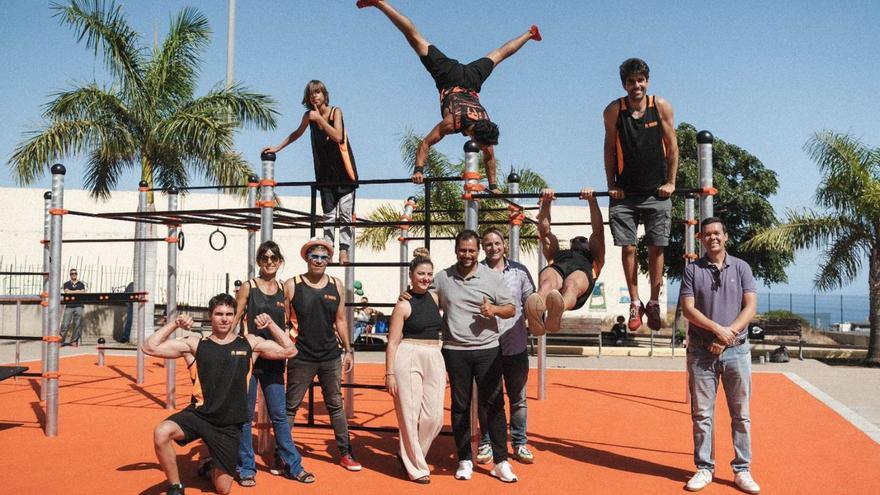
[784, 371, 880, 445]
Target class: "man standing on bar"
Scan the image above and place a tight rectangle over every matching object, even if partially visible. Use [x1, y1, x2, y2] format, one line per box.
[603, 57, 679, 332]
[680, 217, 760, 494]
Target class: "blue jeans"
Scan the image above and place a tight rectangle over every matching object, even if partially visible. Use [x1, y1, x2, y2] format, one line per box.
[687, 343, 752, 473]
[479, 350, 529, 448]
[237, 371, 304, 478]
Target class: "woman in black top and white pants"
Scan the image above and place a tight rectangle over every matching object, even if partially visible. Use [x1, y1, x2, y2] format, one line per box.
[385, 256, 445, 484]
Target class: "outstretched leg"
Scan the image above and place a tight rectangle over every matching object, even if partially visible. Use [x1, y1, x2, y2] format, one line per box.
[485, 26, 541, 67]
[365, 1, 431, 56]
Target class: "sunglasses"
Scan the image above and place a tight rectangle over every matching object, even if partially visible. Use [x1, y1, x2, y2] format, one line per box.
[258, 254, 281, 263]
[308, 253, 330, 262]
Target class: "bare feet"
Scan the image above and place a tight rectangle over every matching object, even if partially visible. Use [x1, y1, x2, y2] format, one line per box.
[525, 293, 546, 336]
[529, 25, 542, 41]
[339, 248, 350, 265]
[544, 290, 564, 333]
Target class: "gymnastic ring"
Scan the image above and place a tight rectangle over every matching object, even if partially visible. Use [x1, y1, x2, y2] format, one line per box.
[209, 229, 227, 251]
[177, 231, 185, 251]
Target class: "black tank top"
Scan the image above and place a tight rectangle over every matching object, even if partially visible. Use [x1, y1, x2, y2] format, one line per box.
[440, 87, 490, 133]
[402, 290, 442, 340]
[309, 107, 359, 194]
[188, 335, 252, 426]
[614, 95, 667, 195]
[291, 275, 342, 362]
[243, 278, 287, 375]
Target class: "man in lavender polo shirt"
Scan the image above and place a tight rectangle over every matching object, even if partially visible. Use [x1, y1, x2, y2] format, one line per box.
[476, 228, 537, 465]
[680, 217, 760, 494]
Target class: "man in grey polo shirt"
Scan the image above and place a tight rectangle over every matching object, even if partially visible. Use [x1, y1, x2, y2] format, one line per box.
[680, 217, 760, 494]
[433, 229, 517, 482]
[476, 227, 536, 465]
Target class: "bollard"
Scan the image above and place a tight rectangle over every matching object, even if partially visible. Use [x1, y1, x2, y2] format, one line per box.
[97, 337, 106, 367]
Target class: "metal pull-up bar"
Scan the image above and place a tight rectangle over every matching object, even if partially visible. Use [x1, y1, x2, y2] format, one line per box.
[466, 186, 717, 201]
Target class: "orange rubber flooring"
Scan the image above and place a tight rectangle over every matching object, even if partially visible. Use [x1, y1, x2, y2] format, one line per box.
[1, 354, 878, 494]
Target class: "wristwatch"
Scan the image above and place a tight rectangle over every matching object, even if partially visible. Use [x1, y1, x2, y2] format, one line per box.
[343, 348, 354, 354]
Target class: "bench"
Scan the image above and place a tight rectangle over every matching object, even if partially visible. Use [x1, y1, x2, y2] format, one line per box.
[748, 318, 804, 360]
[529, 317, 604, 355]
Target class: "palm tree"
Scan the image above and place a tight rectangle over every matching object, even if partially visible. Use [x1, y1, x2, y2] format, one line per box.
[744, 131, 880, 366]
[9, 0, 277, 199]
[8, 1, 278, 341]
[357, 131, 548, 252]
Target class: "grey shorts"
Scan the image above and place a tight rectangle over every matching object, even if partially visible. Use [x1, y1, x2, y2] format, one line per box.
[609, 195, 671, 246]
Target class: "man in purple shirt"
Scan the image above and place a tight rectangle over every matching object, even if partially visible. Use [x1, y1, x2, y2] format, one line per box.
[680, 217, 760, 494]
[476, 228, 536, 465]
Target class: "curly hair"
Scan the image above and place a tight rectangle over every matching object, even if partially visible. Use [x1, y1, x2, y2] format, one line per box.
[471, 120, 499, 146]
[619, 58, 650, 83]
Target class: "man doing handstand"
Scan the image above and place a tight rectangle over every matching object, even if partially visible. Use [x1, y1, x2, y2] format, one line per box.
[525, 188, 605, 335]
[361, 0, 541, 192]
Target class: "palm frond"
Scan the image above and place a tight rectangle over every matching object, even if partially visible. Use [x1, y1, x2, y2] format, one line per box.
[52, 0, 145, 93]
[157, 108, 235, 159]
[742, 209, 851, 253]
[813, 229, 871, 291]
[42, 84, 129, 124]
[82, 144, 134, 200]
[8, 120, 109, 184]
[144, 6, 210, 105]
[185, 86, 279, 130]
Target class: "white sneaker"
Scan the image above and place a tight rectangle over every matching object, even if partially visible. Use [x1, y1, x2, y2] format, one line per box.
[475, 444, 493, 464]
[685, 469, 713, 491]
[734, 471, 761, 494]
[454, 460, 473, 480]
[489, 460, 518, 483]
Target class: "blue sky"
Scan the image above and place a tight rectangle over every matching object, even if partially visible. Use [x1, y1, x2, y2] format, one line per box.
[1, 0, 878, 294]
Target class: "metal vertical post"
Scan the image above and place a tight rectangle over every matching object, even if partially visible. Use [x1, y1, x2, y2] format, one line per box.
[463, 141, 480, 231]
[399, 196, 416, 292]
[537, 249, 547, 400]
[424, 181, 432, 252]
[507, 173, 521, 261]
[165, 188, 179, 409]
[46, 163, 66, 437]
[259, 153, 275, 243]
[136, 181, 148, 385]
[696, 130, 714, 256]
[15, 301, 21, 367]
[226, 0, 236, 90]
[344, 236, 356, 419]
[247, 175, 259, 279]
[41, 191, 51, 401]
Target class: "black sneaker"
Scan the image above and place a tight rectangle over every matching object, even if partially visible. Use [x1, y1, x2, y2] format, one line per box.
[166, 484, 185, 495]
[197, 459, 214, 479]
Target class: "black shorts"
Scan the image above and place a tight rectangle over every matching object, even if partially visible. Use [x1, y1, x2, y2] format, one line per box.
[167, 409, 242, 476]
[541, 260, 595, 311]
[419, 45, 494, 93]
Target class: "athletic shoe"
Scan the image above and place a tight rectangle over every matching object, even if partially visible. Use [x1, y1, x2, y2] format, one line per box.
[197, 459, 214, 479]
[356, 0, 380, 8]
[339, 453, 363, 471]
[489, 460, 518, 483]
[544, 290, 565, 333]
[454, 460, 473, 480]
[513, 445, 534, 464]
[475, 444, 493, 464]
[734, 471, 761, 494]
[166, 484, 185, 495]
[627, 301, 645, 331]
[269, 452, 285, 476]
[529, 25, 542, 41]
[524, 293, 546, 336]
[685, 469, 712, 491]
[646, 301, 662, 331]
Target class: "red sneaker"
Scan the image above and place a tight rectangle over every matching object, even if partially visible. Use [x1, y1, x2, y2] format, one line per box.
[356, 0, 381, 8]
[529, 25, 542, 41]
[627, 302, 644, 331]
[645, 301, 663, 331]
[340, 453, 362, 471]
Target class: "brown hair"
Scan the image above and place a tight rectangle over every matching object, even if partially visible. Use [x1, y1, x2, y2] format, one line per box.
[302, 80, 329, 109]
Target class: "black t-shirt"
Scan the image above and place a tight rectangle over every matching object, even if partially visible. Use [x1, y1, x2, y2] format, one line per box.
[63, 280, 86, 308]
[441, 88, 490, 133]
[188, 336, 252, 426]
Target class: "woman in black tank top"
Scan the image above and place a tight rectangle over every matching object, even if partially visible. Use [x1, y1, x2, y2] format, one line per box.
[385, 256, 446, 483]
[233, 241, 311, 486]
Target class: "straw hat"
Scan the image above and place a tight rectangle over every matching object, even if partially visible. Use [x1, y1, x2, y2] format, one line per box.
[300, 237, 334, 261]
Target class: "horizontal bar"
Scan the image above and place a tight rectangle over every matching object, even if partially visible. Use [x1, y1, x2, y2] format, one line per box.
[345, 302, 397, 308]
[62, 237, 166, 243]
[148, 184, 250, 192]
[0, 335, 43, 341]
[276, 175, 462, 188]
[0, 272, 47, 276]
[327, 262, 408, 268]
[96, 346, 138, 351]
[470, 187, 714, 200]
[0, 296, 42, 303]
[62, 292, 148, 304]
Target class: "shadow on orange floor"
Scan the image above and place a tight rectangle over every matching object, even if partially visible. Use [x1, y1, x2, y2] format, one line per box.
[1, 355, 878, 494]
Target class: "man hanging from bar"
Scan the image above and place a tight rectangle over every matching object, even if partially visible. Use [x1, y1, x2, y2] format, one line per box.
[524, 188, 605, 335]
[360, 0, 540, 192]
